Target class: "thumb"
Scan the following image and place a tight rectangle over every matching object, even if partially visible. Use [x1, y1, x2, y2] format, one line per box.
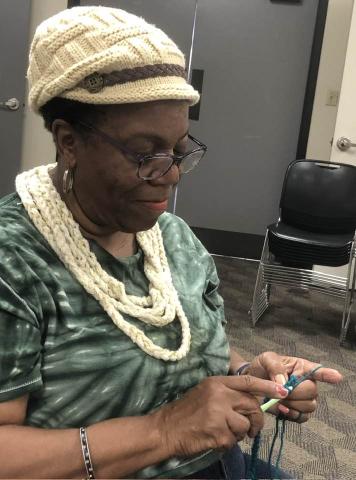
[259, 352, 293, 385]
[275, 373, 287, 386]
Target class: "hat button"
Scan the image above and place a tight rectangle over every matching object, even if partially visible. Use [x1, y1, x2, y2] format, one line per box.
[83, 72, 104, 93]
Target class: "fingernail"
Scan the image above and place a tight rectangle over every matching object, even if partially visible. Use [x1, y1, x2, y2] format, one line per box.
[278, 404, 290, 414]
[276, 374, 287, 385]
[276, 385, 289, 396]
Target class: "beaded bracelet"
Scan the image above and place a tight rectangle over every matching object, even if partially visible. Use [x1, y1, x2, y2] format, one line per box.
[234, 362, 251, 376]
[79, 427, 95, 480]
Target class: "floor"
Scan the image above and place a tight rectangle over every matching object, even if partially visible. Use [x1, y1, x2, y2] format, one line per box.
[214, 256, 356, 480]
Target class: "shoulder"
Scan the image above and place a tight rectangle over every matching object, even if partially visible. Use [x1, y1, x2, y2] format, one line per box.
[0, 193, 36, 246]
[0, 192, 50, 291]
[157, 212, 212, 269]
[158, 212, 204, 252]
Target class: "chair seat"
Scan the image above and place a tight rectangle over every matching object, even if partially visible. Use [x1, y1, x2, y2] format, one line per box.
[271, 254, 349, 267]
[267, 223, 353, 267]
[271, 249, 350, 263]
[268, 237, 352, 257]
[268, 222, 354, 248]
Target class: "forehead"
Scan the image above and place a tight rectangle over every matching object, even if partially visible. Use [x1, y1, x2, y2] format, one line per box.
[104, 100, 189, 137]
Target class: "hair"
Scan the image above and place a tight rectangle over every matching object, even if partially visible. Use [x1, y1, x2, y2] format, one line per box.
[39, 97, 109, 133]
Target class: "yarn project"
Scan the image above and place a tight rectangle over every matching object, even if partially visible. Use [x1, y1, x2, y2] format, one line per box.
[247, 365, 323, 480]
[16, 164, 191, 362]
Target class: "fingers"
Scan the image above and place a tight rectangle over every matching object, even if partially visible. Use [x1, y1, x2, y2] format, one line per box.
[287, 379, 316, 400]
[275, 373, 287, 386]
[281, 399, 317, 414]
[227, 408, 264, 440]
[257, 352, 343, 386]
[225, 391, 264, 437]
[287, 360, 342, 385]
[223, 375, 289, 399]
[282, 409, 311, 423]
[257, 352, 297, 382]
[312, 367, 343, 384]
[226, 411, 252, 442]
[246, 409, 265, 438]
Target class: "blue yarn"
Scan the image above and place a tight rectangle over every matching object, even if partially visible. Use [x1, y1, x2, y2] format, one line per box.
[267, 415, 287, 480]
[267, 416, 281, 476]
[247, 366, 322, 480]
[248, 430, 261, 480]
[275, 417, 286, 473]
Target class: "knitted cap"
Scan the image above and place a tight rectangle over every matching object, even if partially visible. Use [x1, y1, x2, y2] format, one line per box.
[28, 6, 200, 113]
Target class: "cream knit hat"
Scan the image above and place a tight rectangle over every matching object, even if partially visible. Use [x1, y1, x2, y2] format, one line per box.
[28, 6, 200, 113]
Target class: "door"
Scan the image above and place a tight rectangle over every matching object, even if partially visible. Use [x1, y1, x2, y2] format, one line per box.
[330, 1, 356, 165]
[314, 1, 356, 278]
[0, 0, 31, 196]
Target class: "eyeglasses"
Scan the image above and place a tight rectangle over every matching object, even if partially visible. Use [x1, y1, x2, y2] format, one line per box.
[75, 121, 207, 181]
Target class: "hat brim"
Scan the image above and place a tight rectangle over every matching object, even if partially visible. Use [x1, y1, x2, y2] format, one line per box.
[59, 75, 200, 108]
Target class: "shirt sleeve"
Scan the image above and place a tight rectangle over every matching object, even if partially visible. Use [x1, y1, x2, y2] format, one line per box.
[202, 253, 226, 325]
[182, 219, 226, 326]
[0, 275, 43, 402]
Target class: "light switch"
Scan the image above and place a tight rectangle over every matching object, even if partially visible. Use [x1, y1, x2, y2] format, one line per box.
[326, 89, 339, 106]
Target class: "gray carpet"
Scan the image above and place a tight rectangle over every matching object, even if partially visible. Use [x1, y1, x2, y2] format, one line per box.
[214, 255, 356, 480]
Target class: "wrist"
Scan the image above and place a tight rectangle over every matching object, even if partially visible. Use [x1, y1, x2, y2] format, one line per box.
[149, 406, 176, 459]
[233, 362, 251, 376]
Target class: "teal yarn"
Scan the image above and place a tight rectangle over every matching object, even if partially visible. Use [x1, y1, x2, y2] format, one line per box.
[267, 416, 281, 474]
[246, 365, 323, 480]
[275, 416, 286, 473]
[266, 415, 286, 480]
[247, 375, 297, 480]
[247, 430, 261, 480]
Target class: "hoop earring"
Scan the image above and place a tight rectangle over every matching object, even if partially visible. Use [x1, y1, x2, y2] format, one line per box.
[63, 168, 74, 194]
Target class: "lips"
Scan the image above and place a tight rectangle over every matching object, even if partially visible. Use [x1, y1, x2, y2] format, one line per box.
[137, 199, 169, 211]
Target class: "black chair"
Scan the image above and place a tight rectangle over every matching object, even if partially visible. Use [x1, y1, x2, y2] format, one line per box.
[250, 159, 356, 344]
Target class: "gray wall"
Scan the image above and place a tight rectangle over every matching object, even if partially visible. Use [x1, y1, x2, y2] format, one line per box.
[175, 0, 319, 235]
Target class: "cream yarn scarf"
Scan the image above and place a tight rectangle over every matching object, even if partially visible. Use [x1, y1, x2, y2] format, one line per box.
[16, 164, 191, 361]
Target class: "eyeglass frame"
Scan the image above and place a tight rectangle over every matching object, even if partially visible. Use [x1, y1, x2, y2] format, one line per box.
[74, 120, 207, 180]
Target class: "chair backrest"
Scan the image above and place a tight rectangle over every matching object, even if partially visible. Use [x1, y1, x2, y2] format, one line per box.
[280, 160, 356, 233]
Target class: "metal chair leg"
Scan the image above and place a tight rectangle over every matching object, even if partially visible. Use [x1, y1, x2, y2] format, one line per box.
[340, 245, 356, 344]
[250, 234, 271, 326]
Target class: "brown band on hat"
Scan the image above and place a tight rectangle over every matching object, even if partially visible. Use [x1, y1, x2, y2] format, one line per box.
[78, 64, 187, 94]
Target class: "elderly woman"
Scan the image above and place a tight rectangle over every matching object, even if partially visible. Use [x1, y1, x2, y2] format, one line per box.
[0, 6, 341, 480]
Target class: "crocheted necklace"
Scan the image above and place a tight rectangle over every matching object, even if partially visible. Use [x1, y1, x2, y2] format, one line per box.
[16, 164, 191, 362]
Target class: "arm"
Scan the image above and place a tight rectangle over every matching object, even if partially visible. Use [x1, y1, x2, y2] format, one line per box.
[0, 395, 170, 479]
[0, 376, 288, 479]
[228, 346, 250, 374]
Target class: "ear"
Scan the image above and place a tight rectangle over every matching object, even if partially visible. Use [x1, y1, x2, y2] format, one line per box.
[52, 119, 80, 169]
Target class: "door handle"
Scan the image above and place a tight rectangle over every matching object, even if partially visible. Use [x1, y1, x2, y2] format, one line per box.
[0, 98, 20, 111]
[336, 137, 356, 151]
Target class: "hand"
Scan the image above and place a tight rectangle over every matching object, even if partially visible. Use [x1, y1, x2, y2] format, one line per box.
[246, 352, 343, 422]
[152, 375, 289, 458]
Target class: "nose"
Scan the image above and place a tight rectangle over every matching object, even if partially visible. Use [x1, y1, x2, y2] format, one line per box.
[148, 163, 180, 187]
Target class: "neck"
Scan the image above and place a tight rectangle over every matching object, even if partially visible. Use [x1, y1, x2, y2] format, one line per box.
[50, 166, 137, 257]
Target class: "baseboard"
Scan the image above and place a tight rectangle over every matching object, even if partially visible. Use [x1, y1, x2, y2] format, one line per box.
[191, 226, 264, 260]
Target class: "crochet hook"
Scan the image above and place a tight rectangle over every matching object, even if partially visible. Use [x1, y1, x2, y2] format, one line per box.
[260, 364, 323, 413]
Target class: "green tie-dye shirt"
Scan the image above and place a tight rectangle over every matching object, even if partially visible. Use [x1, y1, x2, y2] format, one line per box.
[0, 192, 230, 478]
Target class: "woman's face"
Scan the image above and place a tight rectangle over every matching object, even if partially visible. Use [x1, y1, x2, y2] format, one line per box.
[63, 100, 189, 233]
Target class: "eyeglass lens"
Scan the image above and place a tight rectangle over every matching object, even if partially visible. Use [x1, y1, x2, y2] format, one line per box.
[139, 149, 205, 180]
[139, 136, 205, 180]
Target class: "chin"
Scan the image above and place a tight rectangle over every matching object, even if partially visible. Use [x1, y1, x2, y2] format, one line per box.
[117, 213, 162, 234]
